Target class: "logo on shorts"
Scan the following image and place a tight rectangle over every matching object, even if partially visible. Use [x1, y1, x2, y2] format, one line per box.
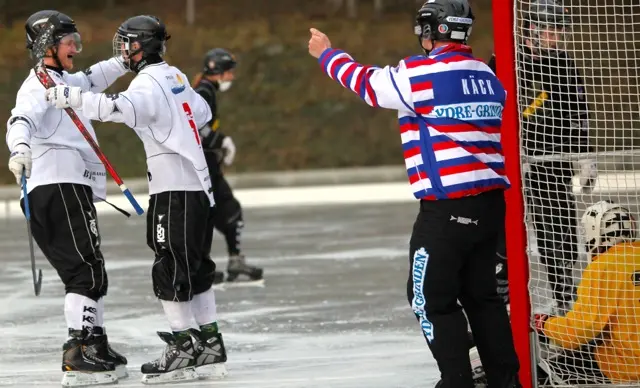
[156, 215, 166, 243]
[85, 210, 100, 247]
[450, 215, 478, 225]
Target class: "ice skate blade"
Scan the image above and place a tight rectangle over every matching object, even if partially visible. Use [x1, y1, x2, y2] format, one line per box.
[61, 370, 118, 387]
[115, 364, 128, 379]
[140, 366, 199, 385]
[196, 363, 228, 379]
[213, 279, 265, 290]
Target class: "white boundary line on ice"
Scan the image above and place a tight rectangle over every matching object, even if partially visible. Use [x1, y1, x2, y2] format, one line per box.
[0, 173, 637, 219]
[0, 182, 418, 219]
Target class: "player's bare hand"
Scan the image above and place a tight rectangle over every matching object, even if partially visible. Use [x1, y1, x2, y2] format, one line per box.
[308, 28, 332, 58]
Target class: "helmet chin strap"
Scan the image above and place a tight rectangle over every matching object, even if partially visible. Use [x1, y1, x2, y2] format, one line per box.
[44, 46, 64, 70]
[125, 47, 145, 72]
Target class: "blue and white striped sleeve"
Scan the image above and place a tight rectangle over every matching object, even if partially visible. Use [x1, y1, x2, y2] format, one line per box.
[318, 48, 414, 112]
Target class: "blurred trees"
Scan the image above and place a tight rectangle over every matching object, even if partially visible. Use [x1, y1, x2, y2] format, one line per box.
[0, 0, 493, 184]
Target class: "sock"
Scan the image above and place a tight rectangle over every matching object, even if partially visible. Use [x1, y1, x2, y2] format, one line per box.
[200, 322, 219, 333]
[173, 330, 191, 341]
[191, 287, 218, 327]
[64, 293, 98, 336]
[95, 297, 105, 329]
[160, 300, 193, 332]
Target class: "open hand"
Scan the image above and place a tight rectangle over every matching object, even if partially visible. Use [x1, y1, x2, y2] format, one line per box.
[308, 28, 332, 58]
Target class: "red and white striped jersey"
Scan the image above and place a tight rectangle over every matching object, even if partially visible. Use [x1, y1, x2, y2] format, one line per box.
[319, 44, 510, 200]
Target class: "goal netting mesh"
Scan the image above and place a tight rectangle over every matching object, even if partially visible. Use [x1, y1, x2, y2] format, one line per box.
[513, 0, 640, 386]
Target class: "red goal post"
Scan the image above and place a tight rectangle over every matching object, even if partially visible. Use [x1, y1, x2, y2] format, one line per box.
[492, 1, 534, 387]
[493, 0, 640, 387]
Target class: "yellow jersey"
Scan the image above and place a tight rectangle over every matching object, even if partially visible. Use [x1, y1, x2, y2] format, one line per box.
[543, 241, 640, 382]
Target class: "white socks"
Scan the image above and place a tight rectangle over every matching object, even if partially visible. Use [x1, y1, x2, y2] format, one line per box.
[192, 287, 218, 326]
[64, 293, 99, 334]
[161, 287, 219, 331]
[96, 297, 104, 327]
[161, 300, 194, 332]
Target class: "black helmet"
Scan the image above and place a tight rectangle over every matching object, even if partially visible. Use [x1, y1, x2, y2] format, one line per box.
[113, 15, 170, 71]
[525, 0, 571, 29]
[522, 0, 570, 54]
[202, 48, 237, 76]
[25, 10, 79, 52]
[414, 0, 474, 52]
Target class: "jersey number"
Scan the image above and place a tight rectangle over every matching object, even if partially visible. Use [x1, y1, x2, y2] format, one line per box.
[182, 102, 201, 145]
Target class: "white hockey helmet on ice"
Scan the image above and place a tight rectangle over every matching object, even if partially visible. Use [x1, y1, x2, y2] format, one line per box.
[582, 200, 636, 258]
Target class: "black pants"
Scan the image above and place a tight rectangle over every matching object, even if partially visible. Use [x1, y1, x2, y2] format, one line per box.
[526, 162, 578, 312]
[147, 191, 216, 301]
[21, 183, 107, 300]
[205, 155, 243, 256]
[495, 223, 509, 305]
[407, 190, 519, 388]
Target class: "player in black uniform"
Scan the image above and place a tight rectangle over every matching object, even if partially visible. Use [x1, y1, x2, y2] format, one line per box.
[488, 0, 595, 316]
[192, 48, 263, 283]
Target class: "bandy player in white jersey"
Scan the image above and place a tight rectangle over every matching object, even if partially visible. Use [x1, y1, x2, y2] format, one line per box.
[45, 15, 228, 384]
[6, 10, 130, 387]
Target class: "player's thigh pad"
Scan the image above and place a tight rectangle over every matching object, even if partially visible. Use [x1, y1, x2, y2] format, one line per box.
[147, 191, 210, 301]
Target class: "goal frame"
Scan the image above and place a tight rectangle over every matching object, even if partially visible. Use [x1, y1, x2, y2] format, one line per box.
[492, 1, 535, 388]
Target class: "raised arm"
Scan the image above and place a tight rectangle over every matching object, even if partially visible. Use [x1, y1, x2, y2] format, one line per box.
[318, 49, 415, 112]
[65, 57, 129, 93]
[309, 28, 414, 112]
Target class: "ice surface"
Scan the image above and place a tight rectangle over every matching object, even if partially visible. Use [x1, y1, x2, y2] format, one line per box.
[0, 202, 441, 387]
[0, 184, 619, 387]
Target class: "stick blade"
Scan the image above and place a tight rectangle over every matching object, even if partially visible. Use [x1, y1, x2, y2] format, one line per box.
[34, 269, 43, 296]
[32, 15, 62, 60]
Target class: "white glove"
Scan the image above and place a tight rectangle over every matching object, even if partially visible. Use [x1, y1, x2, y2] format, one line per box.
[8, 143, 32, 185]
[577, 159, 597, 194]
[44, 85, 83, 109]
[221, 136, 236, 166]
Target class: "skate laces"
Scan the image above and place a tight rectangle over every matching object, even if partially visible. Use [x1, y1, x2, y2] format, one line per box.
[83, 343, 105, 363]
[154, 344, 178, 369]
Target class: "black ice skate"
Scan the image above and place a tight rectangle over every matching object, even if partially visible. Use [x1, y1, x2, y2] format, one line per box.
[140, 331, 199, 385]
[189, 328, 228, 379]
[92, 326, 128, 379]
[227, 254, 263, 282]
[61, 329, 118, 387]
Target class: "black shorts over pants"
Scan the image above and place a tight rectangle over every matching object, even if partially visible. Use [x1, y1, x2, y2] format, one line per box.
[147, 190, 217, 301]
[21, 183, 107, 300]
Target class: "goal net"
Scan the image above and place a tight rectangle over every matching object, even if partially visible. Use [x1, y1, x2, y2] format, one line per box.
[506, 0, 640, 387]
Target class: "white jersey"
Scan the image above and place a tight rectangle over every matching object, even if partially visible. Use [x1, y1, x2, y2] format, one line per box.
[5, 58, 128, 199]
[78, 62, 214, 205]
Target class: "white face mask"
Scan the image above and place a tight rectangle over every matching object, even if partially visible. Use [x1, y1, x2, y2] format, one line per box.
[218, 81, 232, 92]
